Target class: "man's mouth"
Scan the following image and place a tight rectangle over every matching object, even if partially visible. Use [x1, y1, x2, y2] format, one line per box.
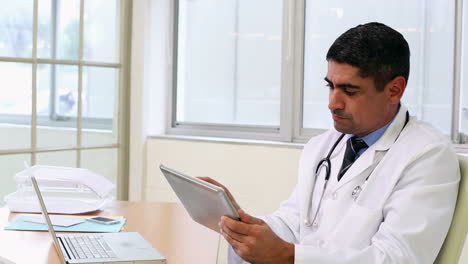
[332, 113, 346, 121]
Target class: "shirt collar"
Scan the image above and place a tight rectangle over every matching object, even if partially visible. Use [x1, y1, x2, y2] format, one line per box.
[353, 118, 394, 148]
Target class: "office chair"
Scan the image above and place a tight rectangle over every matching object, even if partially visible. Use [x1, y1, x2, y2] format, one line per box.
[435, 154, 468, 263]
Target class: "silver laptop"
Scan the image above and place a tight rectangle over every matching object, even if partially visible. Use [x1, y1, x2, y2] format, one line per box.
[30, 175, 166, 264]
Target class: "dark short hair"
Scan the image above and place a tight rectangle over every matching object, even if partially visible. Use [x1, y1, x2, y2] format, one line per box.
[326, 22, 410, 91]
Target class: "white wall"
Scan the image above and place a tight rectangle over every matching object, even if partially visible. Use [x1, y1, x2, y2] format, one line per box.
[145, 137, 302, 215]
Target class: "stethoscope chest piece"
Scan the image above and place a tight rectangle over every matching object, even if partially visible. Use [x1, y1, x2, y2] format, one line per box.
[351, 185, 362, 201]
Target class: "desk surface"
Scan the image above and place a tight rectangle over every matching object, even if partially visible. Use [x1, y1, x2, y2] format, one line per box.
[0, 201, 220, 264]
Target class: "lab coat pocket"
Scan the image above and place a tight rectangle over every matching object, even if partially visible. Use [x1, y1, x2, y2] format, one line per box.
[330, 203, 382, 249]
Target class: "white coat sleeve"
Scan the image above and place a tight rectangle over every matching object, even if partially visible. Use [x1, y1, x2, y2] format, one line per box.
[261, 185, 301, 243]
[227, 185, 301, 264]
[294, 143, 460, 264]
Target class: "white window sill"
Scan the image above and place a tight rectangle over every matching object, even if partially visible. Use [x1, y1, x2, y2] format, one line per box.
[148, 134, 305, 149]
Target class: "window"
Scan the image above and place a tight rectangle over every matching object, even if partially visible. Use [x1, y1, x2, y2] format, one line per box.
[0, 0, 131, 201]
[175, 0, 283, 126]
[171, 0, 285, 140]
[170, 0, 466, 146]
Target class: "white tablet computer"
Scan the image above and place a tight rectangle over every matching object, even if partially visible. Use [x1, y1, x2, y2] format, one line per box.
[159, 164, 240, 232]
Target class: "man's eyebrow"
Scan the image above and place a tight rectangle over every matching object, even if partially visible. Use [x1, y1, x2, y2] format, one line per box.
[324, 77, 361, 89]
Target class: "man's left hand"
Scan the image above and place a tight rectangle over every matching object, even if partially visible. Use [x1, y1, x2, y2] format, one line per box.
[219, 209, 294, 264]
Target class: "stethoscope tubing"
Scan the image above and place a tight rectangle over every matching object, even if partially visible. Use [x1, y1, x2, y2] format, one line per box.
[305, 134, 345, 226]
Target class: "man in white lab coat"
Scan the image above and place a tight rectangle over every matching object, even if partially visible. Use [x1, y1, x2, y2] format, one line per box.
[204, 22, 460, 263]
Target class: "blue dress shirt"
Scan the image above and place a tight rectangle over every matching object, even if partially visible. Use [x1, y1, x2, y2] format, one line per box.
[354, 119, 393, 159]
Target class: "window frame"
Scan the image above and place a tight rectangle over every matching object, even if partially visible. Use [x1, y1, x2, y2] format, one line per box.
[0, 0, 118, 131]
[0, 113, 112, 130]
[168, 0, 467, 147]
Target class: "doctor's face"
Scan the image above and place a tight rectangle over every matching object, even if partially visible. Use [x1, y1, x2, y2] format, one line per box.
[326, 60, 399, 137]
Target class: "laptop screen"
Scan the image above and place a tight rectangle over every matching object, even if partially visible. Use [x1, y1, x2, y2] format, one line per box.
[30, 175, 67, 264]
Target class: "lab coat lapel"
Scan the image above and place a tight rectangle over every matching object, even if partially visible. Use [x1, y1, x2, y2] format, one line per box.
[332, 105, 409, 190]
[304, 132, 347, 190]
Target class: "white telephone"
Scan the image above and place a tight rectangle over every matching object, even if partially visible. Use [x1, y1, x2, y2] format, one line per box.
[0, 255, 15, 264]
[4, 165, 115, 214]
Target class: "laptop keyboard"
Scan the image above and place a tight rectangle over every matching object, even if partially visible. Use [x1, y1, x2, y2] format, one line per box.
[63, 235, 117, 259]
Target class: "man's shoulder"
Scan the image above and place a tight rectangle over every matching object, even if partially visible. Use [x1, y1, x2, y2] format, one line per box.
[301, 129, 342, 157]
[402, 118, 451, 147]
[304, 129, 340, 146]
[388, 117, 457, 170]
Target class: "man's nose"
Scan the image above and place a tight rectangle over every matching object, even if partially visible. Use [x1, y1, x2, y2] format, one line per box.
[328, 89, 344, 111]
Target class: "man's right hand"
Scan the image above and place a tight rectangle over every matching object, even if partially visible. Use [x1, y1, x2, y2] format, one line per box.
[198, 177, 240, 210]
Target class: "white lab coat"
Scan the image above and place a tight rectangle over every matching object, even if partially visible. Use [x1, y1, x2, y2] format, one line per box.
[228, 105, 460, 264]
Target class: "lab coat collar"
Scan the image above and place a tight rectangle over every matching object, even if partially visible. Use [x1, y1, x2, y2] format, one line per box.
[372, 104, 409, 151]
[333, 104, 409, 190]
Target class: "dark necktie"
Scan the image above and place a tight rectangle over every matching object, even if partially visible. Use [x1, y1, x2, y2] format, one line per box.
[338, 137, 368, 181]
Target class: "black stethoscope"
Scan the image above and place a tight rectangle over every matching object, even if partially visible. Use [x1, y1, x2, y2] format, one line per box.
[304, 111, 409, 227]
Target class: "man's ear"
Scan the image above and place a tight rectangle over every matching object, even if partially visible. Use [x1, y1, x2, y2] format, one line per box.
[386, 76, 406, 104]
